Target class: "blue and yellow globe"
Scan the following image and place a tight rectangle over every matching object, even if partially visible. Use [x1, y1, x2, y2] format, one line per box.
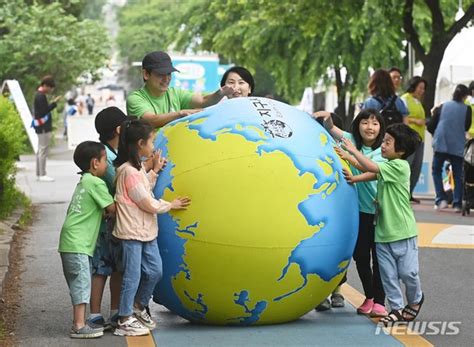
[152, 97, 358, 325]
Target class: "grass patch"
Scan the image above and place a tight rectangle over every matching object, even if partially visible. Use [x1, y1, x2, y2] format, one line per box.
[0, 186, 31, 222]
[16, 193, 32, 228]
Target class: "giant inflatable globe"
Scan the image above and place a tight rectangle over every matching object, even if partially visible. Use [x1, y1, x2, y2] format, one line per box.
[152, 97, 358, 325]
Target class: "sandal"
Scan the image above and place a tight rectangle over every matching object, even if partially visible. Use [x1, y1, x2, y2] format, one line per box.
[402, 292, 424, 322]
[380, 310, 405, 327]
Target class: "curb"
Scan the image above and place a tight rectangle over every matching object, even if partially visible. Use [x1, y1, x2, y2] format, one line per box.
[0, 208, 24, 297]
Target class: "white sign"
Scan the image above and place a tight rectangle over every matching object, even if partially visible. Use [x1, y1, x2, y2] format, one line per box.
[1, 79, 38, 153]
[67, 115, 99, 150]
[174, 63, 206, 80]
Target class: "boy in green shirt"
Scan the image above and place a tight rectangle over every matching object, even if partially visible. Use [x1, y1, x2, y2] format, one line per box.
[340, 124, 424, 326]
[58, 141, 116, 338]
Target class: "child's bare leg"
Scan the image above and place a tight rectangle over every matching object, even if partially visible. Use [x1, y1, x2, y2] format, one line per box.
[90, 274, 107, 314]
[110, 272, 122, 311]
[73, 303, 87, 329]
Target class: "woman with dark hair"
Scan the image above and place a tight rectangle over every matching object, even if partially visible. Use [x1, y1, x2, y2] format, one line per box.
[401, 76, 427, 203]
[362, 69, 409, 126]
[220, 66, 255, 99]
[432, 84, 472, 212]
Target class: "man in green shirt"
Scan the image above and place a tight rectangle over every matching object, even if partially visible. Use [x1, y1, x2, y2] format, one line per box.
[341, 124, 424, 326]
[127, 51, 236, 128]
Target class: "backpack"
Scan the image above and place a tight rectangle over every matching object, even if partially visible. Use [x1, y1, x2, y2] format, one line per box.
[374, 96, 403, 127]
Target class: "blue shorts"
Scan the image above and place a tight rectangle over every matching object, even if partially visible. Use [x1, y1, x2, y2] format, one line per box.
[92, 217, 123, 276]
[60, 253, 91, 305]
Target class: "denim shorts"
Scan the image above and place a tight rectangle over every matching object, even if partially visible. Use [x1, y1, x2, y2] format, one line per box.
[92, 217, 123, 276]
[60, 253, 92, 305]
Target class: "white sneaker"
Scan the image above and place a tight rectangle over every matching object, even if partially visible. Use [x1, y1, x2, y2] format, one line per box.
[38, 175, 55, 182]
[134, 308, 156, 329]
[434, 200, 448, 210]
[114, 317, 149, 336]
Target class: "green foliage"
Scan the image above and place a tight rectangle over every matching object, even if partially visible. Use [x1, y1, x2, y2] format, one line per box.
[117, 0, 187, 65]
[0, 96, 26, 218]
[0, 2, 110, 100]
[116, 0, 472, 114]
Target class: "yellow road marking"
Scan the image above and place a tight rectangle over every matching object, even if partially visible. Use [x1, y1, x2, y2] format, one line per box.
[418, 223, 474, 249]
[341, 284, 433, 347]
[127, 334, 155, 347]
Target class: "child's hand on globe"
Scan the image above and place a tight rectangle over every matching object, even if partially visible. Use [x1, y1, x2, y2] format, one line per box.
[152, 149, 167, 173]
[170, 196, 192, 210]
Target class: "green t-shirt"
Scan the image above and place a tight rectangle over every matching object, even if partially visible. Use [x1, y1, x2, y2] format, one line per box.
[375, 159, 418, 243]
[126, 86, 193, 121]
[58, 173, 114, 256]
[343, 132, 386, 214]
[402, 92, 426, 140]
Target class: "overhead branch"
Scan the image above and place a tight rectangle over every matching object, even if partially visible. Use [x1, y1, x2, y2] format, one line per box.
[403, 0, 426, 61]
[446, 3, 474, 42]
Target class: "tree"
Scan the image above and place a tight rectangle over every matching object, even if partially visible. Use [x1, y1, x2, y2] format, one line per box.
[403, 0, 473, 111]
[171, 0, 405, 125]
[0, 2, 110, 100]
[116, 0, 472, 123]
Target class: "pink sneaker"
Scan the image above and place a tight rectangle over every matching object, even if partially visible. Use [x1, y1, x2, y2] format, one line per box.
[357, 298, 374, 314]
[370, 303, 388, 317]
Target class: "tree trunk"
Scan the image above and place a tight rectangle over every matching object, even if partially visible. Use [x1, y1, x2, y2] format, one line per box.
[334, 67, 346, 118]
[420, 45, 447, 114]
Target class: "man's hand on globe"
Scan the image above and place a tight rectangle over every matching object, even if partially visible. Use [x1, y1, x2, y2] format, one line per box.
[179, 109, 202, 118]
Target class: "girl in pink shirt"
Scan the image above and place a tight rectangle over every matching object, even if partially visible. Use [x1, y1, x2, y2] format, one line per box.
[113, 118, 190, 336]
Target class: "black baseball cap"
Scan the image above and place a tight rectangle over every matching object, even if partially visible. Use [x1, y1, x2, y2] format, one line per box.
[142, 51, 179, 75]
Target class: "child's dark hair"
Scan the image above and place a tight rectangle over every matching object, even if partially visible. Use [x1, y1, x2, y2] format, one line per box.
[73, 141, 105, 174]
[114, 118, 154, 170]
[385, 123, 421, 159]
[351, 108, 385, 150]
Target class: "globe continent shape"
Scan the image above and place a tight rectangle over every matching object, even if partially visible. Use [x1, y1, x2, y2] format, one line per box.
[152, 97, 359, 325]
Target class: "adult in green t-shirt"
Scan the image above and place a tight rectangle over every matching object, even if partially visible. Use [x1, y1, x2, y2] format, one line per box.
[127, 51, 236, 128]
[401, 76, 427, 203]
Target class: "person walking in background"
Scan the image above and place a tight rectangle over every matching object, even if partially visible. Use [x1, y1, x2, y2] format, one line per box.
[33, 75, 62, 182]
[431, 84, 472, 212]
[389, 67, 403, 94]
[362, 69, 409, 127]
[63, 98, 78, 138]
[126, 51, 236, 129]
[86, 93, 95, 115]
[402, 76, 428, 203]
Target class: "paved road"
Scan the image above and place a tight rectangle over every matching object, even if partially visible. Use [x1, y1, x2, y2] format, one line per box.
[12, 137, 474, 346]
